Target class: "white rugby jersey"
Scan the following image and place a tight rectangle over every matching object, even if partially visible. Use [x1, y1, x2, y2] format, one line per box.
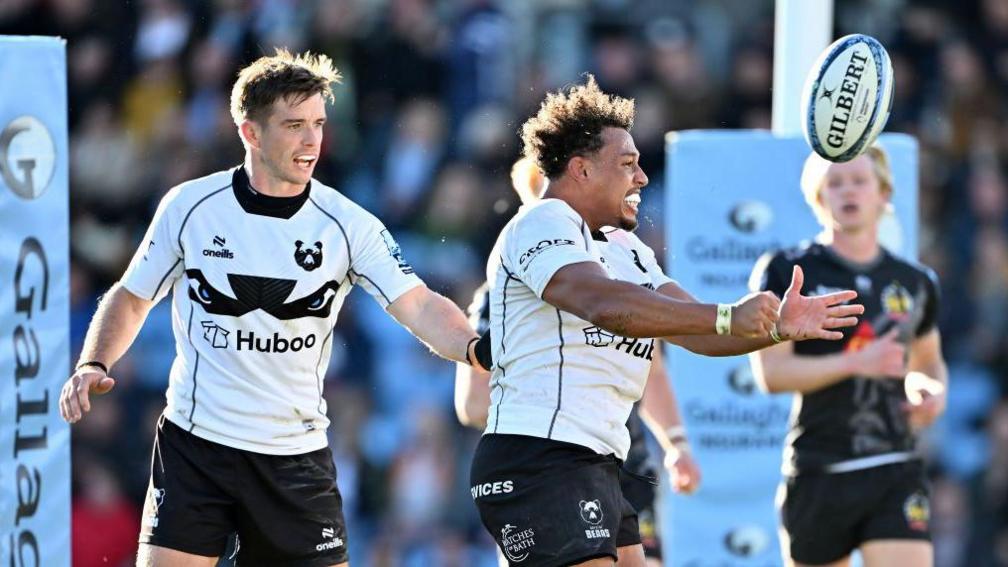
[122, 167, 422, 455]
[484, 199, 674, 459]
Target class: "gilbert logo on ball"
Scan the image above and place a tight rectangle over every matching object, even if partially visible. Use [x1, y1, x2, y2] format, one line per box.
[801, 34, 894, 163]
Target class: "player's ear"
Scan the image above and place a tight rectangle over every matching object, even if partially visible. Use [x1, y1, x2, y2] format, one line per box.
[240, 119, 262, 150]
[567, 156, 590, 182]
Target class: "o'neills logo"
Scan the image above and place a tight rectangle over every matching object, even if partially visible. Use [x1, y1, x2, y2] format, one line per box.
[236, 330, 316, 353]
[824, 50, 870, 149]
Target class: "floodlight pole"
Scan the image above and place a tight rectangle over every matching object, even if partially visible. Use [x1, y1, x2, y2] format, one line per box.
[772, 0, 834, 136]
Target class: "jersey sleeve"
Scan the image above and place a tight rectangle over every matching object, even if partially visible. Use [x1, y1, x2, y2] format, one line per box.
[347, 215, 423, 308]
[638, 242, 674, 289]
[504, 203, 594, 298]
[915, 267, 941, 337]
[750, 250, 790, 297]
[120, 188, 185, 303]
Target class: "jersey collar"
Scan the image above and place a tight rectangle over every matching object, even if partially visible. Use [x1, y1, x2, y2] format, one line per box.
[231, 166, 311, 219]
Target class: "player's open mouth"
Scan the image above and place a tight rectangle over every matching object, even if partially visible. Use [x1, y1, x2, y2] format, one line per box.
[294, 155, 316, 169]
[623, 193, 641, 214]
[841, 203, 858, 214]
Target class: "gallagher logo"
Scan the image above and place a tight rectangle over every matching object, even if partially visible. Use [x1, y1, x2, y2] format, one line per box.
[728, 201, 773, 234]
[1, 115, 56, 200]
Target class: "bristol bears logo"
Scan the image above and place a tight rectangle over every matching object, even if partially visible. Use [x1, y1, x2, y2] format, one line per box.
[579, 500, 604, 525]
[294, 240, 323, 271]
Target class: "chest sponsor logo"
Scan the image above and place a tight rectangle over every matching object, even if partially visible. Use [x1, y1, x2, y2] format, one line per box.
[380, 229, 414, 275]
[186, 270, 340, 319]
[203, 235, 234, 259]
[501, 523, 535, 562]
[199, 321, 316, 353]
[470, 480, 513, 499]
[582, 326, 653, 361]
[518, 238, 576, 266]
[201, 321, 230, 348]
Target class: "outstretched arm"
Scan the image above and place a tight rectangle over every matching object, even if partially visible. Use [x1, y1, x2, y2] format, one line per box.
[661, 266, 863, 356]
[542, 262, 779, 339]
[388, 285, 483, 368]
[59, 283, 156, 423]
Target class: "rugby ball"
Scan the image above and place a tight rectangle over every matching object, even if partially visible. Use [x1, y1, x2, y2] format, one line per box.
[801, 34, 894, 162]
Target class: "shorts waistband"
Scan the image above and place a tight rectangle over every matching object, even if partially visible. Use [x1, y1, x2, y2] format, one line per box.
[823, 452, 917, 473]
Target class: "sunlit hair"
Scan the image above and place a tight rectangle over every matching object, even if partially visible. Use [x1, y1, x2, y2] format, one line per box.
[800, 144, 894, 226]
[510, 156, 548, 205]
[230, 48, 342, 126]
[520, 74, 635, 179]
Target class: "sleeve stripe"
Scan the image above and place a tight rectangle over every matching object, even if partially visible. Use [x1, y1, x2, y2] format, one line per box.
[348, 268, 390, 304]
[150, 258, 182, 301]
[308, 197, 353, 270]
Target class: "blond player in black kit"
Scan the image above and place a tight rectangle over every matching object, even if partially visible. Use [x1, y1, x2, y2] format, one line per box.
[750, 146, 948, 567]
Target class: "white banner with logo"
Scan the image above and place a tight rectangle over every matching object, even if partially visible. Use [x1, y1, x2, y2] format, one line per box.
[0, 36, 71, 566]
[660, 131, 917, 566]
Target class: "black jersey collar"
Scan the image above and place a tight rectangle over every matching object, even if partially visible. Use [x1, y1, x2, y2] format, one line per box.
[232, 166, 311, 219]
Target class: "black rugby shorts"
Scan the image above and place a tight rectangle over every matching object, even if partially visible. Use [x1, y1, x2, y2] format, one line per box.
[139, 415, 349, 566]
[471, 434, 640, 567]
[780, 460, 930, 564]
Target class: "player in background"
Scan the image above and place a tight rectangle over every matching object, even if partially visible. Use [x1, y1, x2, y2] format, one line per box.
[470, 75, 864, 567]
[455, 158, 700, 566]
[749, 146, 947, 567]
[58, 49, 486, 567]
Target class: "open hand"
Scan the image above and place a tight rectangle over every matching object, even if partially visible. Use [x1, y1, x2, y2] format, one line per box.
[59, 367, 116, 424]
[778, 265, 864, 341]
[664, 448, 702, 495]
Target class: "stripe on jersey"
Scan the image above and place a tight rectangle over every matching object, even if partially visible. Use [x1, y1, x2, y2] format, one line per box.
[546, 308, 565, 438]
[185, 302, 200, 428]
[308, 197, 353, 268]
[151, 258, 182, 301]
[492, 265, 517, 434]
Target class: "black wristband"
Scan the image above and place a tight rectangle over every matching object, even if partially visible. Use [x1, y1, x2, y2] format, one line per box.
[474, 330, 493, 370]
[76, 361, 108, 374]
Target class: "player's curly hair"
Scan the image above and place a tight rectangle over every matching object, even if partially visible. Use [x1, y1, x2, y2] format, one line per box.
[520, 74, 635, 179]
[230, 48, 342, 125]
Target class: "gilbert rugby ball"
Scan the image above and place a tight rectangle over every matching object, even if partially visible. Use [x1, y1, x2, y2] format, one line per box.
[801, 34, 894, 162]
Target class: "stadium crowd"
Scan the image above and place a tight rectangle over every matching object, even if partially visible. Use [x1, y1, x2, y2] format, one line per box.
[3, 0, 1008, 565]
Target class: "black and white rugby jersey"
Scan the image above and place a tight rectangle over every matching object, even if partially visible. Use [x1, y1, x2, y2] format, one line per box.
[751, 242, 939, 475]
[484, 199, 674, 459]
[121, 166, 422, 455]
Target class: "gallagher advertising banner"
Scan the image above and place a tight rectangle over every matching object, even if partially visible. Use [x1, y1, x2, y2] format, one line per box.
[0, 36, 71, 566]
[661, 131, 917, 566]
